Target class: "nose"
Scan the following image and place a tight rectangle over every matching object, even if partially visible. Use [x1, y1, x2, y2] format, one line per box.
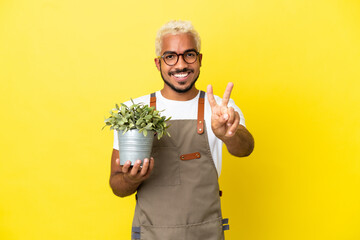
[174, 54, 188, 69]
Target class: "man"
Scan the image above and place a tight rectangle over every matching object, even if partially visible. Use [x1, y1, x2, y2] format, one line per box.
[110, 20, 254, 240]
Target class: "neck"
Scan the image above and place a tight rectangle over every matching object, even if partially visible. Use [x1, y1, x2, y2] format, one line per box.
[160, 85, 199, 101]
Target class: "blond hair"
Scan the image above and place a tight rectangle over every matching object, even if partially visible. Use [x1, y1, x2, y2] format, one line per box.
[155, 20, 201, 56]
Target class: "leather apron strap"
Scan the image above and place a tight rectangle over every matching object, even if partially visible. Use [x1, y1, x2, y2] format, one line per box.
[197, 91, 205, 134]
[150, 92, 156, 108]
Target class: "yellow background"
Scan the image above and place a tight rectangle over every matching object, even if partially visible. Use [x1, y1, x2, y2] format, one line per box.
[1, 0, 359, 239]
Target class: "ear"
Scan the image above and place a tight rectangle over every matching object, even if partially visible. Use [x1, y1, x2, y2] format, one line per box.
[154, 58, 161, 71]
[198, 54, 203, 67]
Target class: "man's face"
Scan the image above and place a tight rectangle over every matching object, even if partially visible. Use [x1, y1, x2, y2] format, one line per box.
[155, 33, 202, 93]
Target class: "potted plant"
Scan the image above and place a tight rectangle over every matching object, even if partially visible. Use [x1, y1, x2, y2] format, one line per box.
[103, 100, 171, 165]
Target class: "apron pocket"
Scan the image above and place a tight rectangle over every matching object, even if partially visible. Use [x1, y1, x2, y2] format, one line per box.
[149, 146, 180, 186]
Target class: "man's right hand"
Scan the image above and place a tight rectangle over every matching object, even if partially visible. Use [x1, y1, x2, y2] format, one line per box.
[117, 157, 155, 184]
[110, 149, 155, 197]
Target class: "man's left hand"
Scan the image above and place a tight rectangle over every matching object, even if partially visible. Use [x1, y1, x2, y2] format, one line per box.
[207, 82, 240, 140]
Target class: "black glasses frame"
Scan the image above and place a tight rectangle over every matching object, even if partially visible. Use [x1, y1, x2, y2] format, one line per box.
[159, 49, 200, 66]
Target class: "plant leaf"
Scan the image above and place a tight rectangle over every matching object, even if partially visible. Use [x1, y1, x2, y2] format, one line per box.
[145, 123, 153, 130]
[144, 115, 152, 120]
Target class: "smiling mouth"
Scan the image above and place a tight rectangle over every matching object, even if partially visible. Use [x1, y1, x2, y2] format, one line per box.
[172, 72, 190, 79]
[170, 69, 194, 81]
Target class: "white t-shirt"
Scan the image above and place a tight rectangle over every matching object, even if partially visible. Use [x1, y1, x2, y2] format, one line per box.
[113, 90, 245, 176]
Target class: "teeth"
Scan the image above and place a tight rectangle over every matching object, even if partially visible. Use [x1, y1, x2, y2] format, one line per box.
[173, 73, 189, 78]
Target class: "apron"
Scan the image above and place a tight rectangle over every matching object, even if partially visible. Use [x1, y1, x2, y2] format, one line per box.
[131, 91, 229, 240]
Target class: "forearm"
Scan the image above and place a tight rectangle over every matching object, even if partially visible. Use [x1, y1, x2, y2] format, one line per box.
[222, 125, 254, 157]
[109, 172, 140, 198]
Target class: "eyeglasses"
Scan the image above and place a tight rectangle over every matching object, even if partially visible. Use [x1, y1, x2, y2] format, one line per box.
[159, 49, 200, 66]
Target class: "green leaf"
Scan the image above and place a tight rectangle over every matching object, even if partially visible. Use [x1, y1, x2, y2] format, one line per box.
[136, 119, 144, 125]
[157, 131, 163, 140]
[121, 106, 126, 115]
[144, 115, 152, 120]
[145, 123, 153, 130]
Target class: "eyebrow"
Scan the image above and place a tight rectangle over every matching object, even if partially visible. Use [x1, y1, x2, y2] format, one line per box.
[162, 48, 197, 55]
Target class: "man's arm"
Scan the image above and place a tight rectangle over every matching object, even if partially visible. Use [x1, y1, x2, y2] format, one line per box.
[207, 83, 254, 157]
[109, 149, 154, 197]
[221, 124, 254, 157]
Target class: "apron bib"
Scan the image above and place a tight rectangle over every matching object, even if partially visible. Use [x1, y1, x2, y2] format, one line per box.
[131, 91, 228, 240]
